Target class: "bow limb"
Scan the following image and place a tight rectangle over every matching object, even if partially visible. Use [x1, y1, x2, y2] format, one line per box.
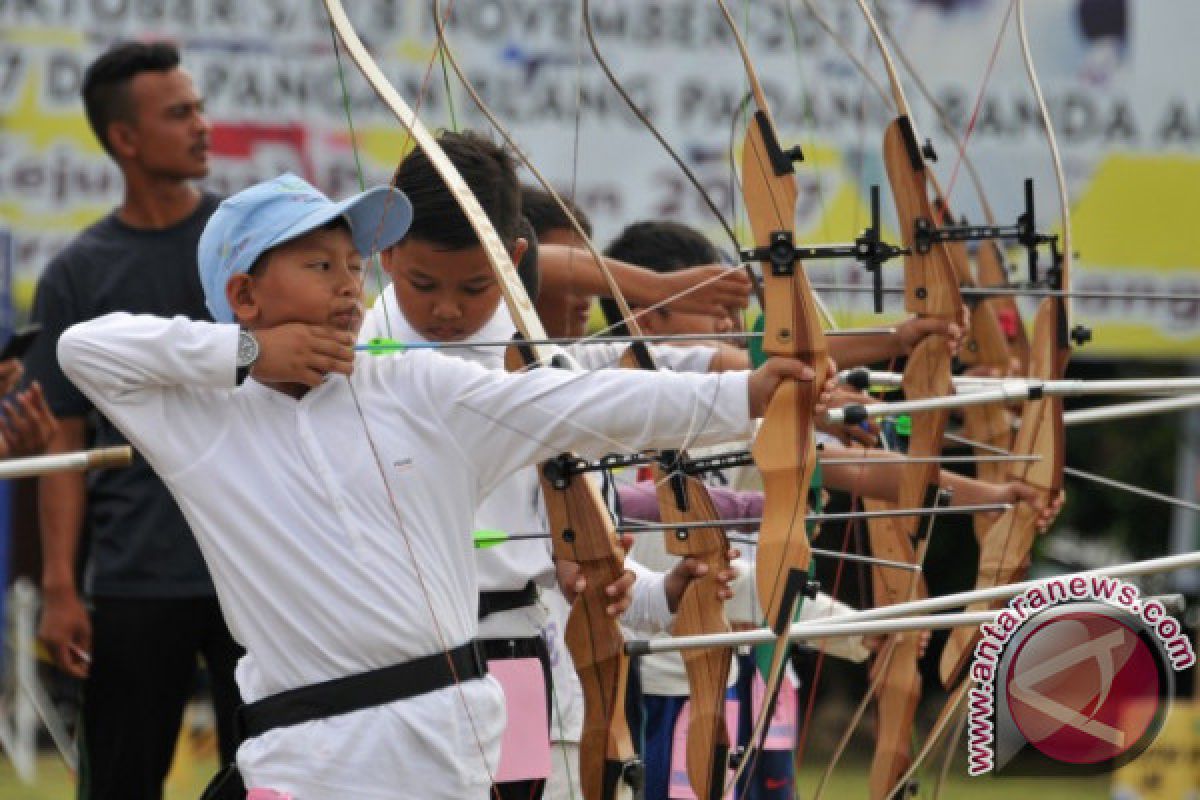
[325, 5, 643, 798]
[870, 3, 1032, 373]
[712, 1, 825, 792]
[867, 3, 1029, 493]
[322, 0, 550, 358]
[812, 493, 935, 800]
[432, 8, 737, 796]
[864, 503, 930, 800]
[651, 473, 734, 800]
[938, 0, 1072, 689]
[849, 4, 968, 796]
[580, 0, 766, 314]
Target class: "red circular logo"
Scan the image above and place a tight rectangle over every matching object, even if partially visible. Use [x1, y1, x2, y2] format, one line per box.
[1005, 611, 1161, 765]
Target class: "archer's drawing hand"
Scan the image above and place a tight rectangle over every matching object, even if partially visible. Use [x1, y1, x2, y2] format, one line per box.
[657, 266, 752, 317]
[251, 324, 355, 387]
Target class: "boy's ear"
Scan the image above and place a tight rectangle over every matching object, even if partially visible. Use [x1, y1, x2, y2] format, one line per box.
[378, 243, 401, 280]
[226, 273, 260, 325]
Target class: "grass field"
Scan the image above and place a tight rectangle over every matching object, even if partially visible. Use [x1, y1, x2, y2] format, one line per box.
[0, 753, 1112, 799]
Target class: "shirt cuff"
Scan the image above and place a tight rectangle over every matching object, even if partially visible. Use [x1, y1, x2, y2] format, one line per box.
[621, 558, 674, 634]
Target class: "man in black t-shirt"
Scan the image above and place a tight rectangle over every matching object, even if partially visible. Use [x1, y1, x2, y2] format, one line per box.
[25, 41, 242, 800]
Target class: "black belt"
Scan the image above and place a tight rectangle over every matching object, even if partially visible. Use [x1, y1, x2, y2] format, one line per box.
[235, 640, 487, 741]
[478, 580, 538, 620]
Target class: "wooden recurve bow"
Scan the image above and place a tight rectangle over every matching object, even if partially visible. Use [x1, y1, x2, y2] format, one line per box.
[713, 1, 826, 792]
[938, 0, 1074, 690]
[850, 2, 966, 796]
[327, 5, 642, 797]
[433, 8, 735, 795]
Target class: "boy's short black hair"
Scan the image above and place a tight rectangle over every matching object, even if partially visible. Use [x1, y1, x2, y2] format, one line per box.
[603, 220, 720, 273]
[520, 186, 592, 239]
[392, 131, 521, 250]
[83, 40, 181, 156]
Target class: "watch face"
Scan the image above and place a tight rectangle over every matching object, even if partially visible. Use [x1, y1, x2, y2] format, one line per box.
[237, 331, 259, 367]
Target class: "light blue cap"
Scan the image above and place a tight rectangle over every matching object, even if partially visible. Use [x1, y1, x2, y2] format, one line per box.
[198, 173, 413, 323]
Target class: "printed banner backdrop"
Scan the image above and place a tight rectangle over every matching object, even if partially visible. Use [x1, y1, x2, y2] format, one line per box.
[0, 0, 1197, 356]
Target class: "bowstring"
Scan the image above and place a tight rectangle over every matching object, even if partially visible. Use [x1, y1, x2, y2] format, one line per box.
[324, 4, 504, 795]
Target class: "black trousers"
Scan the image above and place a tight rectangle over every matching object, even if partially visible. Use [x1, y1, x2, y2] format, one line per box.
[482, 634, 552, 800]
[77, 596, 243, 800]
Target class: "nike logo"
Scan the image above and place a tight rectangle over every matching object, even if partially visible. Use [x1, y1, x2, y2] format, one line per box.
[765, 777, 790, 790]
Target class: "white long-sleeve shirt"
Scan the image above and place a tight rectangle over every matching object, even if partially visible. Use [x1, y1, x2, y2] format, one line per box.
[58, 311, 754, 797]
[360, 288, 709, 639]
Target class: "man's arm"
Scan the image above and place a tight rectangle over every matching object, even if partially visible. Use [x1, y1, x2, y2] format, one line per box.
[36, 417, 91, 678]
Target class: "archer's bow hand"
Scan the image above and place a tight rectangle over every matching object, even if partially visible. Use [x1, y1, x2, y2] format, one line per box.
[557, 533, 639, 617]
[252, 324, 356, 388]
[895, 316, 964, 359]
[747, 355, 838, 418]
[1005, 483, 1066, 533]
[656, 265, 752, 317]
[817, 386, 881, 447]
[663, 547, 741, 613]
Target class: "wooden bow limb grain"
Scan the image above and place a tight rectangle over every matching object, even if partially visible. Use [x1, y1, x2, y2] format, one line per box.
[714, 0, 826, 790]
[541, 470, 641, 800]
[431, 4, 737, 788]
[653, 470, 733, 800]
[852, 3, 966, 795]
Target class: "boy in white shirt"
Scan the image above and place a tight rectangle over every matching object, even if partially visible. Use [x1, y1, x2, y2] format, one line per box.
[58, 172, 823, 799]
[364, 133, 752, 800]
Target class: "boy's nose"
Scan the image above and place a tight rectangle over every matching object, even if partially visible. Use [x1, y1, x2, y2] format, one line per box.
[432, 300, 462, 320]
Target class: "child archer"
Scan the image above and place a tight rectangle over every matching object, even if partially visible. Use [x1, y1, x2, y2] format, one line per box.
[57, 172, 822, 798]
[365, 132, 759, 800]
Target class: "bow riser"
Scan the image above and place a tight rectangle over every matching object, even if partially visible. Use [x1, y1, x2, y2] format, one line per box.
[542, 472, 639, 800]
[740, 85, 824, 647]
[939, 202, 1014, 531]
[753, 385, 821, 633]
[655, 468, 733, 800]
[898, 345, 952, 498]
[882, 121, 962, 321]
[938, 298, 1065, 686]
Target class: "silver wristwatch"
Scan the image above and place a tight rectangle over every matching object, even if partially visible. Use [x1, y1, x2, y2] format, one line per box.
[236, 329, 259, 384]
